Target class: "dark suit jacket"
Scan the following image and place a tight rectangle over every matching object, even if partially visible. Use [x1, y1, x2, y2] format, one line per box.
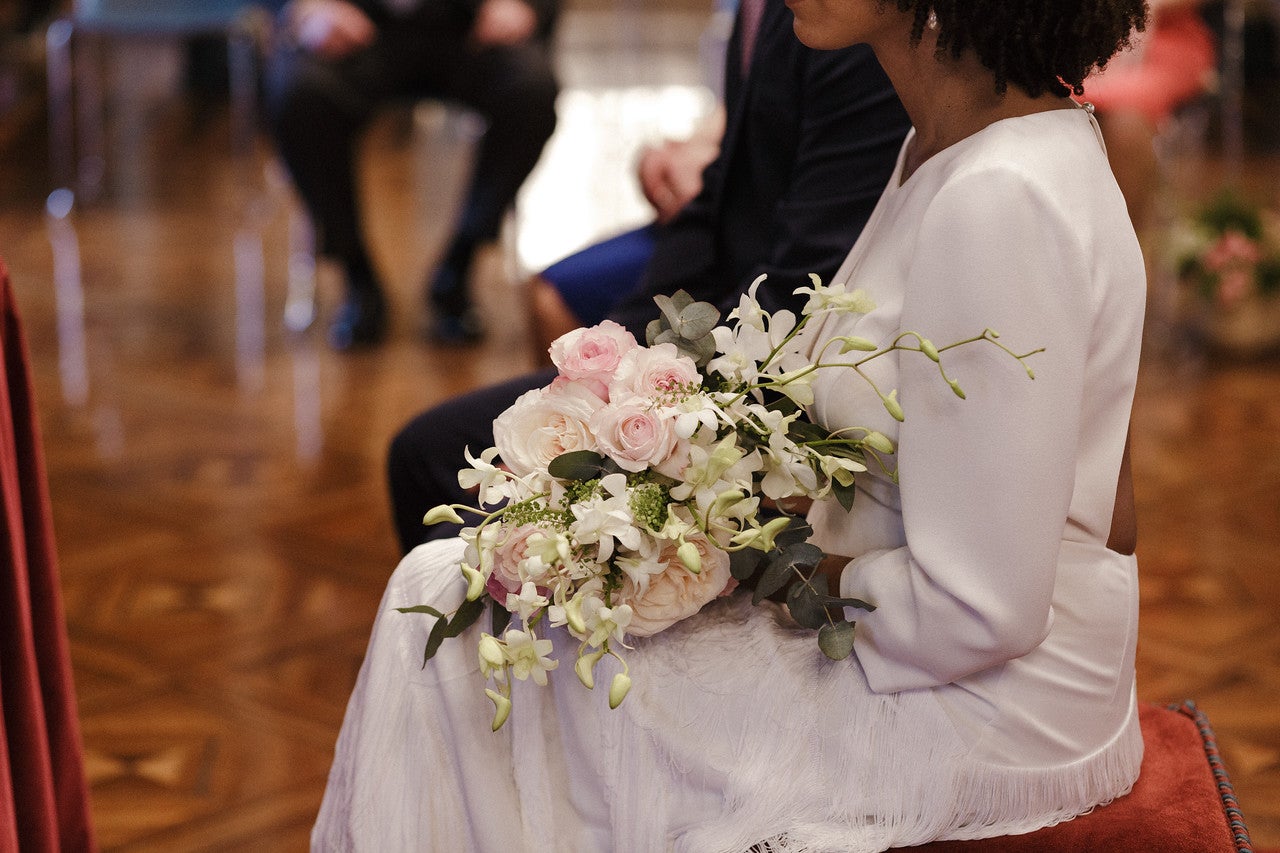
[610, 0, 910, 337]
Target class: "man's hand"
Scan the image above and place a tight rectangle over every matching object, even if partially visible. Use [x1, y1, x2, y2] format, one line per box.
[292, 0, 376, 59]
[472, 0, 538, 46]
[637, 109, 724, 223]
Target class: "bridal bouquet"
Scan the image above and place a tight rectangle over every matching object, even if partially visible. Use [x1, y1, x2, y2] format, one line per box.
[404, 277, 1039, 730]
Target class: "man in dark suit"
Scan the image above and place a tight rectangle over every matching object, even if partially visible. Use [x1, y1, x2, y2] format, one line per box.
[265, 0, 559, 349]
[386, 0, 911, 552]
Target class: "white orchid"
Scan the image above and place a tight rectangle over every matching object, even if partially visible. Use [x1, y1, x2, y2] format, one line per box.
[501, 629, 558, 686]
[506, 582, 550, 622]
[794, 272, 876, 316]
[457, 445, 512, 506]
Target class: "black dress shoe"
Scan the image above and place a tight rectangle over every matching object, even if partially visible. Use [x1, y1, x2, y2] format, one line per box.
[328, 287, 388, 350]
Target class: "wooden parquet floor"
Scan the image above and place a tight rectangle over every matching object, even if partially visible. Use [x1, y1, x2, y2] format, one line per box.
[2, 10, 1279, 849]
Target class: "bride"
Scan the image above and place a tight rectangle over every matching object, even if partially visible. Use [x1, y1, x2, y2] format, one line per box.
[313, 0, 1149, 850]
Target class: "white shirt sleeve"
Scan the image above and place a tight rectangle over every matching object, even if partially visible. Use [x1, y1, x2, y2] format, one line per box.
[841, 164, 1095, 693]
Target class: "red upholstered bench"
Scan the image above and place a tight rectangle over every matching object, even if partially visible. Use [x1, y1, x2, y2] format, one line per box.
[897, 701, 1254, 852]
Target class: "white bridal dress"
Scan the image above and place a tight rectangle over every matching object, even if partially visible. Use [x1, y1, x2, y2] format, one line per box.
[313, 105, 1146, 853]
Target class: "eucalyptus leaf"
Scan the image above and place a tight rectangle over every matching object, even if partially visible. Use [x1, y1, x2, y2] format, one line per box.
[395, 604, 447, 618]
[645, 318, 664, 346]
[548, 450, 607, 482]
[667, 290, 695, 311]
[780, 541, 824, 571]
[786, 578, 828, 629]
[775, 519, 814, 549]
[654, 294, 684, 330]
[688, 334, 718, 366]
[730, 547, 766, 581]
[676, 302, 720, 339]
[752, 549, 795, 604]
[818, 620, 856, 660]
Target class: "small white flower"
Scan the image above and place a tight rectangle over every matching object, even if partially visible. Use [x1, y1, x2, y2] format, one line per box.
[505, 582, 550, 622]
[456, 446, 511, 506]
[583, 598, 633, 646]
[794, 273, 876, 316]
[502, 628, 558, 686]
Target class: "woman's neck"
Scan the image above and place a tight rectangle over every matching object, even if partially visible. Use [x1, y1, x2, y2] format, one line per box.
[871, 32, 1072, 183]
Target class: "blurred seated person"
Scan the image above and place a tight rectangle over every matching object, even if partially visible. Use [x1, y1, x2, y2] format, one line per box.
[526, 107, 725, 362]
[1081, 0, 1217, 226]
[265, 0, 560, 349]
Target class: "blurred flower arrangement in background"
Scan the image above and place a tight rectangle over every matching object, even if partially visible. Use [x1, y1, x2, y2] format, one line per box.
[1171, 188, 1280, 309]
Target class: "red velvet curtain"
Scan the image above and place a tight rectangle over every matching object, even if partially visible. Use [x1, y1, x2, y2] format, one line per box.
[0, 258, 95, 851]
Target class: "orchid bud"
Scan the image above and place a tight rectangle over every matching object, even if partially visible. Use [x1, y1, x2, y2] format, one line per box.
[608, 672, 632, 709]
[838, 336, 878, 353]
[710, 488, 747, 517]
[423, 504, 465, 526]
[565, 596, 588, 636]
[863, 431, 894, 454]
[920, 339, 940, 362]
[574, 649, 606, 689]
[677, 540, 702, 574]
[485, 688, 512, 731]
[460, 564, 485, 601]
[948, 378, 966, 399]
[478, 634, 506, 671]
[882, 390, 905, 422]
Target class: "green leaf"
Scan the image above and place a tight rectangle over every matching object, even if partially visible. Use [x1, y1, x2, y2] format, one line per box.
[786, 576, 829, 629]
[833, 479, 857, 512]
[818, 620, 856, 660]
[444, 596, 487, 639]
[491, 602, 512, 635]
[645, 318, 664, 346]
[676, 302, 720, 340]
[787, 419, 829, 445]
[395, 604, 447, 618]
[780, 541, 824, 571]
[775, 518, 814, 549]
[420, 613, 451, 667]
[687, 333, 718, 366]
[654, 294, 684, 330]
[729, 547, 765, 581]
[752, 549, 796, 604]
[548, 450, 607, 482]
[667, 290, 696, 311]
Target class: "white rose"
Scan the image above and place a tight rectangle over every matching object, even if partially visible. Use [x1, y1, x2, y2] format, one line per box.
[590, 398, 680, 473]
[494, 381, 604, 476]
[608, 342, 701, 401]
[617, 534, 736, 637]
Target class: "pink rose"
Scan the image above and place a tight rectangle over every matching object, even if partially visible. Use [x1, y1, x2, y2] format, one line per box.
[590, 399, 680, 473]
[494, 381, 604, 477]
[549, 321, 638, 390]
[609, 343, 700, 401]
[489, 524, 547, 596]
[618, 535, 735, 637]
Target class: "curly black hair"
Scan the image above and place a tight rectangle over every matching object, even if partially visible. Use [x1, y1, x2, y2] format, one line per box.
[893, 0, 1149, 97]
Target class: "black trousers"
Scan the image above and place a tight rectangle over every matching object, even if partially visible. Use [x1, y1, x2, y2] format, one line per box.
[388, 368, 555, 552]
[264, 14, 558, 284]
